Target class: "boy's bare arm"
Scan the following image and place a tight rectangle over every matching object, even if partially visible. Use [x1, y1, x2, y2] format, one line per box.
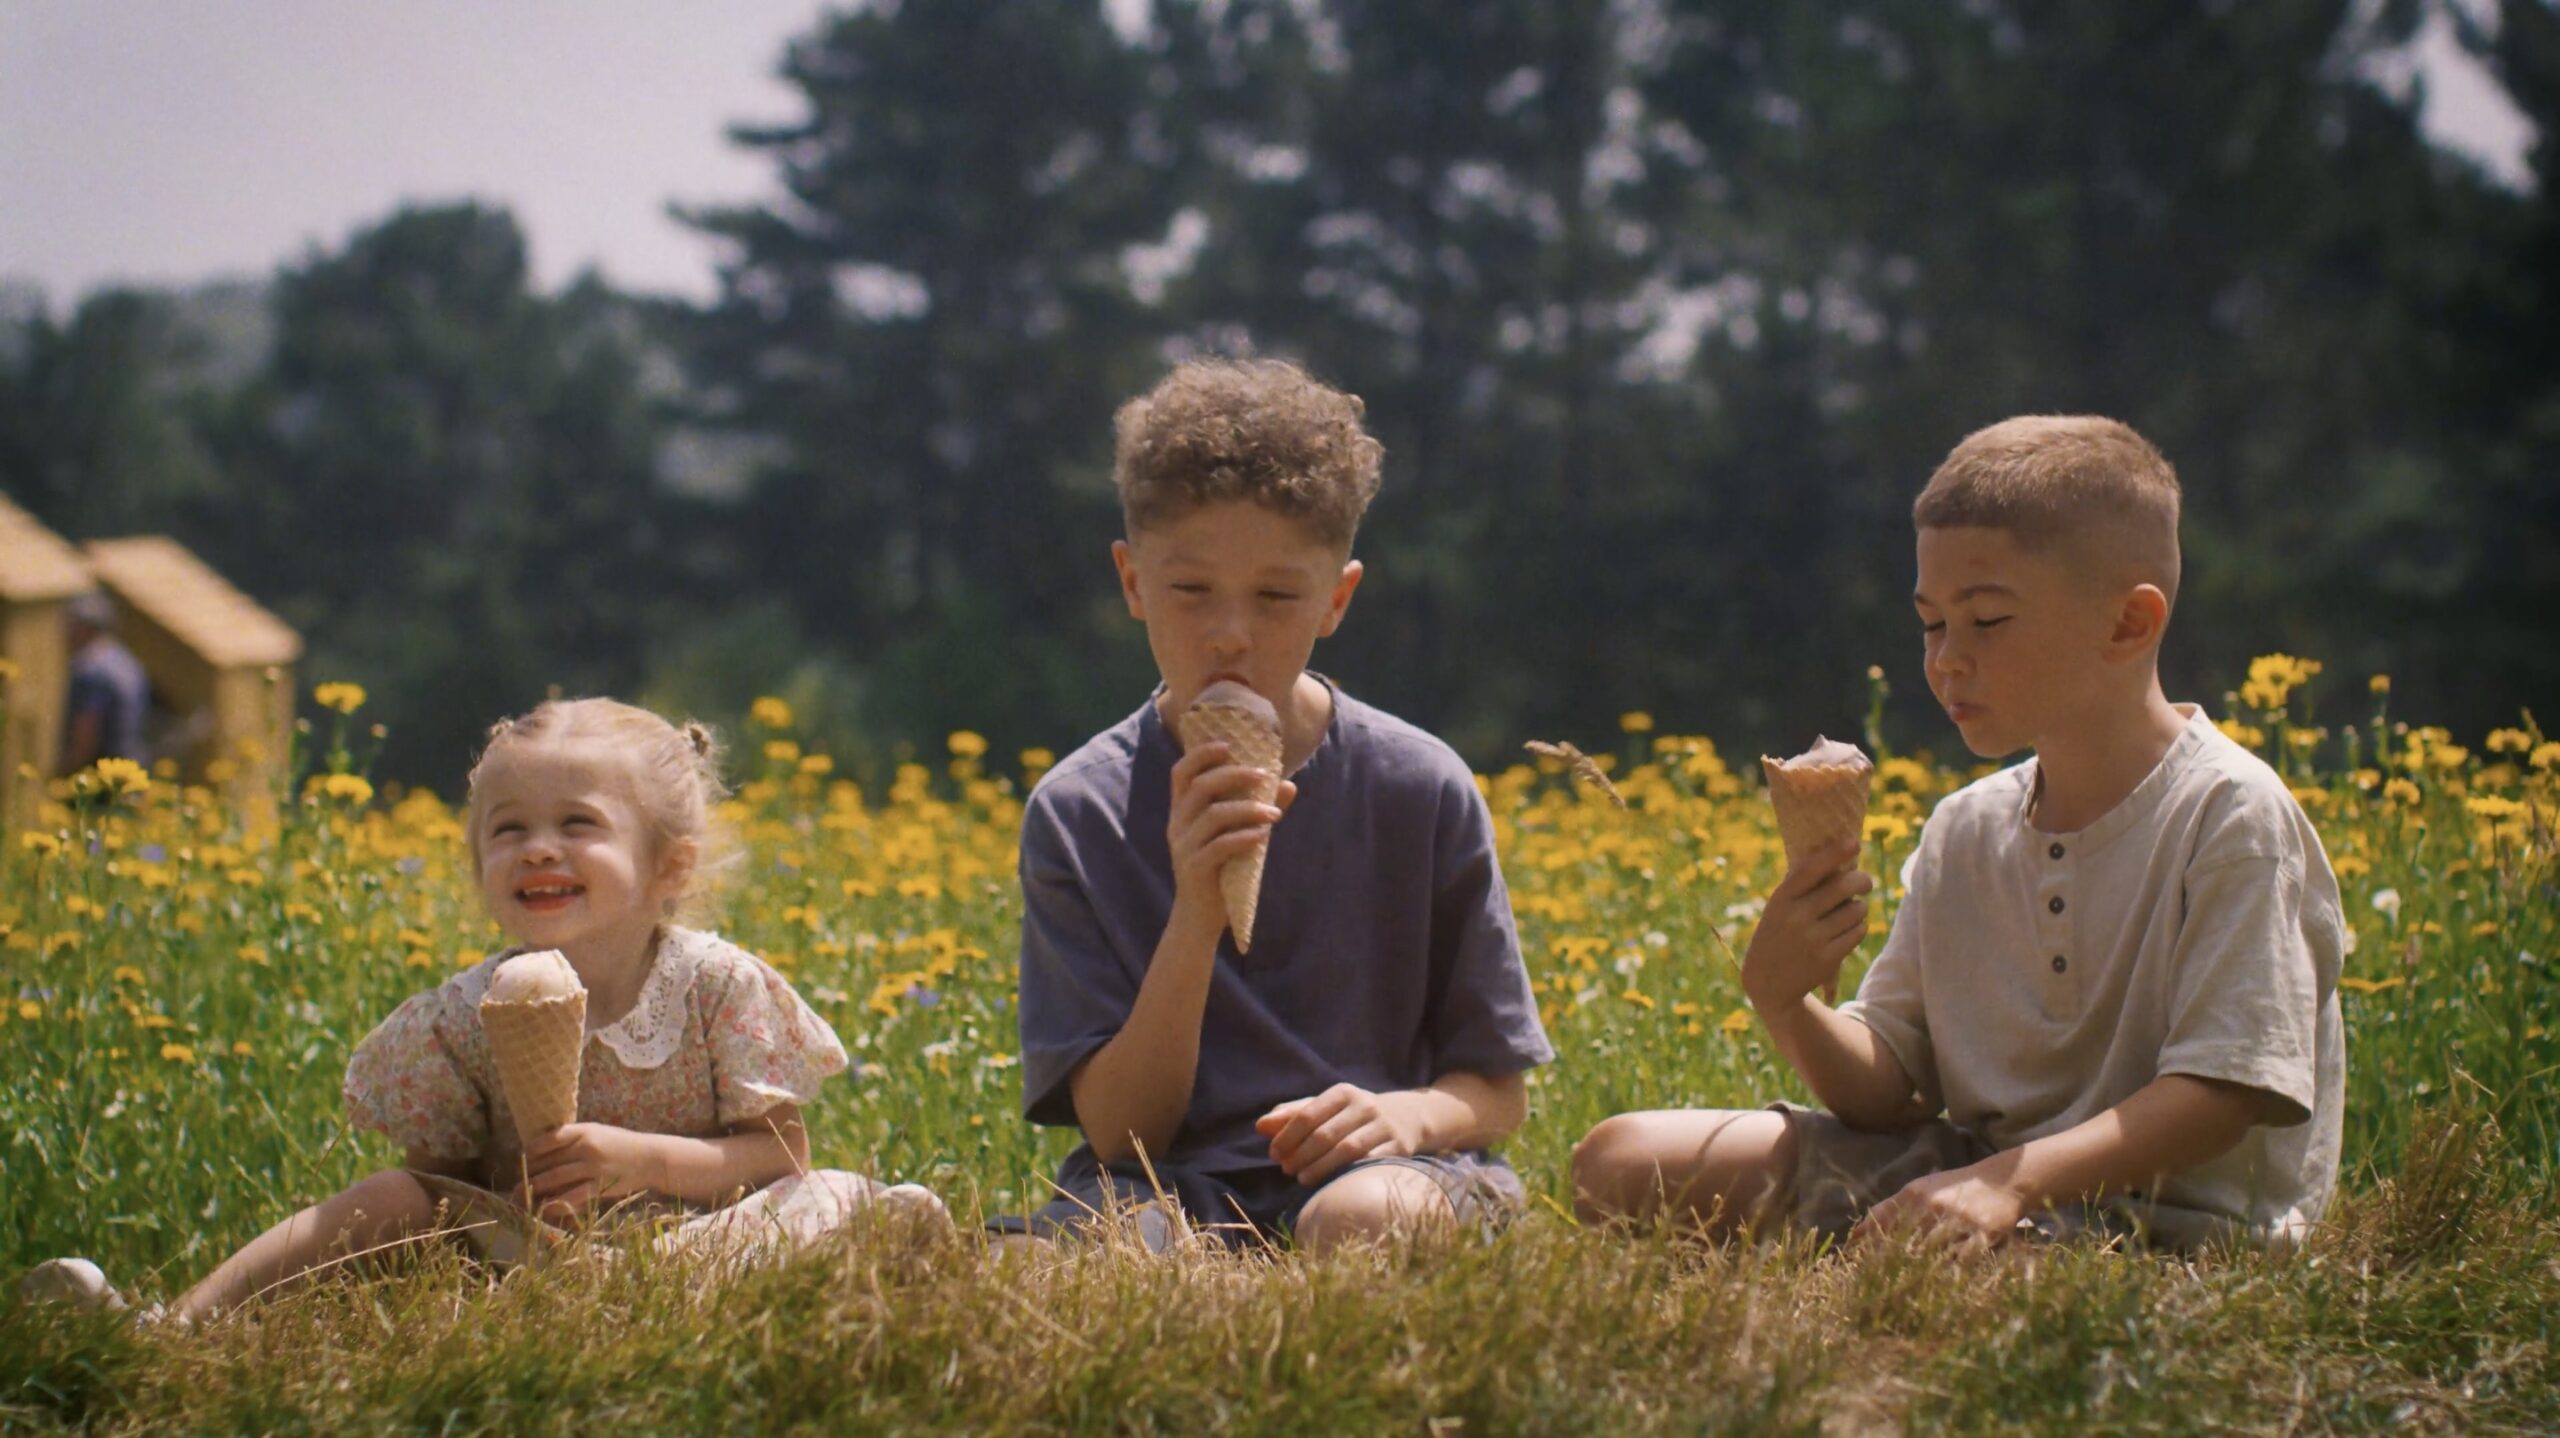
[1853, 1074, 2261, 1241]
[1257, 1069, 1526, 1186]
[1743, 839, 1923, 1128]
[1068, 743, 1290, 1164]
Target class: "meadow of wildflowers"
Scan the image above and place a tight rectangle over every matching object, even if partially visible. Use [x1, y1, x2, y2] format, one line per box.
[1, 661, 2554, 1432]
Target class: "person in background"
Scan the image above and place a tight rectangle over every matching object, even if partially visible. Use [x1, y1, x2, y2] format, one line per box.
[61, 591, 150, 774]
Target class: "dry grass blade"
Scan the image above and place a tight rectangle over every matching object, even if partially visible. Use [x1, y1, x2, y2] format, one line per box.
[1525, 740, 1626, 808]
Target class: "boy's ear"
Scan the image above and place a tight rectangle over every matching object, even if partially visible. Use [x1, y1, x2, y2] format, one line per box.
[1111, 539, 1145, 620]
[1316, 558, 1364, 638]
[2102, 583, 2171, 663]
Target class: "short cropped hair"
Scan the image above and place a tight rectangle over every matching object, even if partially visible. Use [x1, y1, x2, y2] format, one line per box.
[1915, 415, 2183, 607]
[1113, 359, 1385, 552]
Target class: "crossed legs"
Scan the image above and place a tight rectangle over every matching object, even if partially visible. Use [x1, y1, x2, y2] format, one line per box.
[1570, 1108, 1799, 1238]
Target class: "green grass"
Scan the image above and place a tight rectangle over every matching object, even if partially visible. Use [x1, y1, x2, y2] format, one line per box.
[1, 677, 2555, 1433]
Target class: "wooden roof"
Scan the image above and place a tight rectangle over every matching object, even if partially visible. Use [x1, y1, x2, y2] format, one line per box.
[0, 493, 95, 603]
[83, 536, 302, 668]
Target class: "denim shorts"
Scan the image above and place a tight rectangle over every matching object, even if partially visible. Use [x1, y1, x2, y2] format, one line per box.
[988, 1147, 1527, 1250]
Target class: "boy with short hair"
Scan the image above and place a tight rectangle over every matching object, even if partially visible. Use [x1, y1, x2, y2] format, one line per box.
[1000, 358, 1553, 1252]
[1573, 416, 2345, 1250]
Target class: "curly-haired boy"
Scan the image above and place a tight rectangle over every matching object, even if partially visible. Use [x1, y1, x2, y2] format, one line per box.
[995, 359, 1553, 1251]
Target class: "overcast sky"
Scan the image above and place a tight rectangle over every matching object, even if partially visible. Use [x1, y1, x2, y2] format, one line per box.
[0, 1, 2535, 310]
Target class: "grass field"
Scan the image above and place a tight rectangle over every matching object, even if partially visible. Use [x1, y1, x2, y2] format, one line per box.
[3, 660, 2554, 1434]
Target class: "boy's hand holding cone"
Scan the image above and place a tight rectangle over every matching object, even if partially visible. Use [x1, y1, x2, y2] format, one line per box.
[480, 950, 588, 1143]
[1174, 681, 1285, 952]
[1757, 737, 1876, 1003]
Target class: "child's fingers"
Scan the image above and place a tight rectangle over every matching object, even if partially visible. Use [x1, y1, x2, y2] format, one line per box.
[1774, 841, 1863, 897]
[1285, 1111, 1375, 1182]
[1294, 1123, 1386, 1186]
[1266, 1088, 1353, 1165]
[1273, 779, 1298, 815]
[1254, 1101, 1304, 1136]
[1169, 741, 1231, 791]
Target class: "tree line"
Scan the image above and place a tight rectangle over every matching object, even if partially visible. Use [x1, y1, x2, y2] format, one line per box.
[4, 0, 2553, 785]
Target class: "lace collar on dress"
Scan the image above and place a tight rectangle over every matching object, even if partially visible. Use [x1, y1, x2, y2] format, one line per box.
[476, 927, 725, 1072]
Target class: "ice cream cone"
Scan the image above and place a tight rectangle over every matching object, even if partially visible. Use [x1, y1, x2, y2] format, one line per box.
[479, 950, 587, 1141]
[1760, 736, 1874, 877]
[1174, 682, 1284, 952]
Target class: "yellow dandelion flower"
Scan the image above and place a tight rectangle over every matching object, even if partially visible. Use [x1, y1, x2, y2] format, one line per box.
[1619, 711, 1655, 734]
[231, 1041, 254, 1057]
[2369, 674, 2390, 695]
[2338, 975, 2405, 995]
[1020, 747, 1056, 772]
[1719, 1007, 1753, 1035]
[947, 730, 989, 759]
[313, 682, 367, 714]
[2332, 855, 2371, 880]
[2531, 741, 2560, 772]
[2216, 719, 2265, 749]
[1621, 988, 1655, 1010]
[18, 831, 60, 856]
[2383, 778, 2422, 806]
[799, 753, 834, 776]
[2465, 796, 2526, 819]
[17, 1000, 40, 1021]
[308, 773, 374, 804]
[159, 1042, 196, 1064]
[112, 965, 145, 985]
[764, 739, 802, 765]
[750, 696, 795, 730]
[91, 757, 149, 795]
[2485, 728, 2533, 755]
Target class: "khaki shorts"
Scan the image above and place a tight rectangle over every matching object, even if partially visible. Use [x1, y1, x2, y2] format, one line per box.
[1772, 1104, 2232, 1251]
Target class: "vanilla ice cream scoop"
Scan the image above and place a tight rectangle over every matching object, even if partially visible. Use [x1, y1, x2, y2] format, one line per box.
[484, 949, 583, 1005]
[1187, 679, 1279, 729]
[480, 950, 588, 1140]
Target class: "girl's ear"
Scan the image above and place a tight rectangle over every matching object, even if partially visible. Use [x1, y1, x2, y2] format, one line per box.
[653, 837, 700, 910]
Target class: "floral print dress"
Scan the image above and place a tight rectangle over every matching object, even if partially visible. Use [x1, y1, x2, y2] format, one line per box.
[343, 927, 934, 1263]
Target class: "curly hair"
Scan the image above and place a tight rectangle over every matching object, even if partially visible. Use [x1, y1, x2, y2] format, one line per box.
[1915, 415, 2183, 606]
[464, 697, 737, 923]
[1113, 358, 1385, 551]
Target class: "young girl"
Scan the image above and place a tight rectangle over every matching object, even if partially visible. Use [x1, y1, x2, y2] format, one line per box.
[26, 697, 938, 1323]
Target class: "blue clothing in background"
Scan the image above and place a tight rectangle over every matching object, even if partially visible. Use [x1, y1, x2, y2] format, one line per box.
[66, 638, 150, 764]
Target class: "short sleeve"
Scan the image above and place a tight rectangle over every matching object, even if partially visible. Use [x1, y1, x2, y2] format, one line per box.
[701, 954, 850, 1126]
[1838, 829, 1942, 1114]
[1422, 771, 1554, 1076]
[1015, 791, 1138, 1126]
[344, 988, 488, 1160]
[2156, 853, 2323, 1127]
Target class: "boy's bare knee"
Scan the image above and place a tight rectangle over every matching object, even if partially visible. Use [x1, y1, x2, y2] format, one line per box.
[1295, 1168, 1453, 1254]
[1572, 1113, 1671, 1224]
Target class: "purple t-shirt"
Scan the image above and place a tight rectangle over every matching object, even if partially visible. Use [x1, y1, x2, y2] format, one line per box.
[1017, 683, 1554, 1174]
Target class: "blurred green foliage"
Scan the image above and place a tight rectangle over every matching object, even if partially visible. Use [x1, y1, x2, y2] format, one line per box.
[1, 0, 2553, 782]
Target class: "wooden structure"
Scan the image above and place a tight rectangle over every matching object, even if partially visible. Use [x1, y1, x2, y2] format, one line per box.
[0, 495, 96, 821]
[83, 537, 301, 787]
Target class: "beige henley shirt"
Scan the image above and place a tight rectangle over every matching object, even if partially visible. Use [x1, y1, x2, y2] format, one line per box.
[1839, 706, 2346, 1244]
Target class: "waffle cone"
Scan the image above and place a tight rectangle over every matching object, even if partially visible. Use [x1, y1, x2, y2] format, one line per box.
[480, 991, 587, 1141]
[1760, 739, 1874, 876]
[1174, 700, 1284, 952]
